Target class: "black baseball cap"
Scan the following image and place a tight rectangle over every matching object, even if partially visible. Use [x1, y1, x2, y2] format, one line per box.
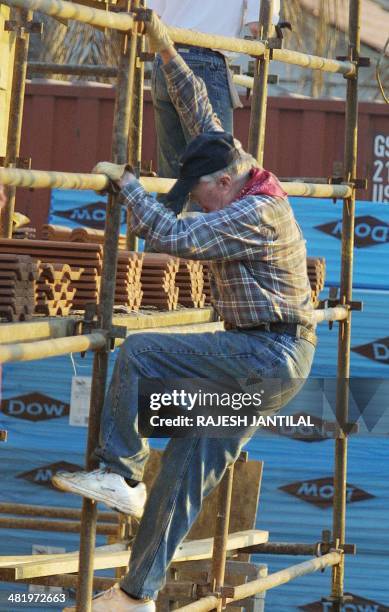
[166, 131, 240, 203]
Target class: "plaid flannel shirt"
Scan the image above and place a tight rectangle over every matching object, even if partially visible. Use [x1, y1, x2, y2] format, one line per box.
[121, 54, 315, 331]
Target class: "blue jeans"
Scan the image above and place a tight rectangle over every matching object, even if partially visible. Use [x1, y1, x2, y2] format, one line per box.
[151, 48, 234, 215]
[94, 328, 315, 599]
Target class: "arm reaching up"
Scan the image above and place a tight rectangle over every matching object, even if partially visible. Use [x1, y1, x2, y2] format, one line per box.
[145, 11, 223, 137]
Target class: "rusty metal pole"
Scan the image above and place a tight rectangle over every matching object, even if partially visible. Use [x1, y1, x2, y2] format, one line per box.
[331, 0, 361, 609]
[247, 0, 273, 165]
[2, 8, 32, 238]
[76, 8, 139, 610]
[126, 0, 144, 251]
[210, 464, 234, 612]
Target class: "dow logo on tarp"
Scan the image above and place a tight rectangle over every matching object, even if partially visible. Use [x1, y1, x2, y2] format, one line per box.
[56, 201, 126, 229]
[352, 337, 389, 365]
[315, 215, 389, 248]
[279, 476, 374, 508]
[1, 392, 70, 421]
[300, 592, 389, 611]
[17, 461, 82, 490]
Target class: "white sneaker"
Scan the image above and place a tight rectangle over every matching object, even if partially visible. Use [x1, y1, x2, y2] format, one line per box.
[63, 583, 156, 612]
[52, 469, 146, 517]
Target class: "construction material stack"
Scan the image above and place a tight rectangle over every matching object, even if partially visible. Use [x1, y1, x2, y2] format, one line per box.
[115, 251, 144, 311]
[141, 253, 180, 310]
[0, 239, 103, 312]
[0, 254, 38, 321]
[307, 257, 326, 307]
[42, 224, 72, 241]
[36, 263, 83, 316]
[176, 260, 206, 308]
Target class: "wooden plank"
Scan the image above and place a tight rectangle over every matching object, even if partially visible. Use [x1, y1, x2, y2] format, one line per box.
[6, 530, 268, 580]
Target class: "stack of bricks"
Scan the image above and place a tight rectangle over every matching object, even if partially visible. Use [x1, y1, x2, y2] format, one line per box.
[42, 225, 72, 241]
[141, 253, 180, 310]
[43, 224, 127, 249]
[0, 239, 103, 312]
[202, 263, 212, 305]
[71, 227, 127, 250]
[0, 254, 38, 321]
[307, 257, 326, 307]
[176, 260, 206, 308]
[115, 251, 144, 311]
[12, 226, 37, 240]
[36, 263, 83, 316]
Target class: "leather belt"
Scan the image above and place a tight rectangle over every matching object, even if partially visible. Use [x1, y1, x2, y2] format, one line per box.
[176, 44, 224, 58]
[226, 322, 317, 347]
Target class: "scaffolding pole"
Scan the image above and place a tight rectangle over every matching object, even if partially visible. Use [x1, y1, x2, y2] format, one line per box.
[1, 7, 31, 238]
[175, 552, 342, 612]
[75, 4, 138, 607]
[331, 1, 361, 609]
[126, 0, 144, 251]
[247, 0, 273, 163]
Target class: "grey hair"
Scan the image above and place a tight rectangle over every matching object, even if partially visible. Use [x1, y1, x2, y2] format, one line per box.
[199, 146, 258, 184]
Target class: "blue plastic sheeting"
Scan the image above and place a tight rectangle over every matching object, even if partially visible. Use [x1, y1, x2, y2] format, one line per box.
[49, 190, 122, 232]
[245, 435, 389, 611]
[49, 189, 148, 248]
[0, 446, 110, 612]
[0, 435, 387, 610]
[290, 198, 389, 290]
[311, 289, 389, 378]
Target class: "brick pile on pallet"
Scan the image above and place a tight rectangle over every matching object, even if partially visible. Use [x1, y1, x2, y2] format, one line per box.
[115, 251, 144, 311]
[36, 263, 83, 316]
[202, 263, 212, 305]
[12, 226, 37, 240]
[42, 225, 72, 241]
[176, 260, 206, 308]
[141, 253, 180, 310]
[307, 257, 326, 307]
[43, 224, 127, 249]
[0, 239, 103, 312]
[0, 254, 38, 321]
[71, 227, 127, 250]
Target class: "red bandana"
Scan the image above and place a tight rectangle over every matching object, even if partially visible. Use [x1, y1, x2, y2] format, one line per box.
[237, 167, 287, 200]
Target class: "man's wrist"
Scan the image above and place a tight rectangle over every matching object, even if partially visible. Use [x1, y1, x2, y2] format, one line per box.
[119, 171, 138, 190]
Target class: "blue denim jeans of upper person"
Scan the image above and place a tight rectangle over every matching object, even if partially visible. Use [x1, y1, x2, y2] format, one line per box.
[151, 48, 234, 215]
[93, 327, 315, 599]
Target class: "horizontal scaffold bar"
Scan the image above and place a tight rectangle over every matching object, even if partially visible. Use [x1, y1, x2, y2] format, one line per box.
[0, 517, 117, 536]
[0, 502, 116, 522]
[0, 167, 353, 199]
[3, 0, 134, 31]
[313, 306, 349, 323]
[27, 62, 118, 77]
[0, 166, 108, 190]
[0, 332, 106, 363]
[175, 552, 342, 612]
[4, 0, 266, 56]
[272, 49, 355, 77]
[166, 26, 265, 57]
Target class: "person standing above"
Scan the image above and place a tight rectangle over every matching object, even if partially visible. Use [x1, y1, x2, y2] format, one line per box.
[148, 0, 280, 214]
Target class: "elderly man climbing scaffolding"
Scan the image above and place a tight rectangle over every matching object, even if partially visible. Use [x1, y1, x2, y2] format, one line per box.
[55, 11, 317, 612]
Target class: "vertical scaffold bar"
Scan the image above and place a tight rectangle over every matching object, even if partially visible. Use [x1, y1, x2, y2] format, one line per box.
[126, 0, 144, 251]
[331, 0, 361, 608]
[247, 0, 273, 164]
[210, 465, 234, 612]
[76, 7, 139, 609]
[1, 8, 31, 238]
